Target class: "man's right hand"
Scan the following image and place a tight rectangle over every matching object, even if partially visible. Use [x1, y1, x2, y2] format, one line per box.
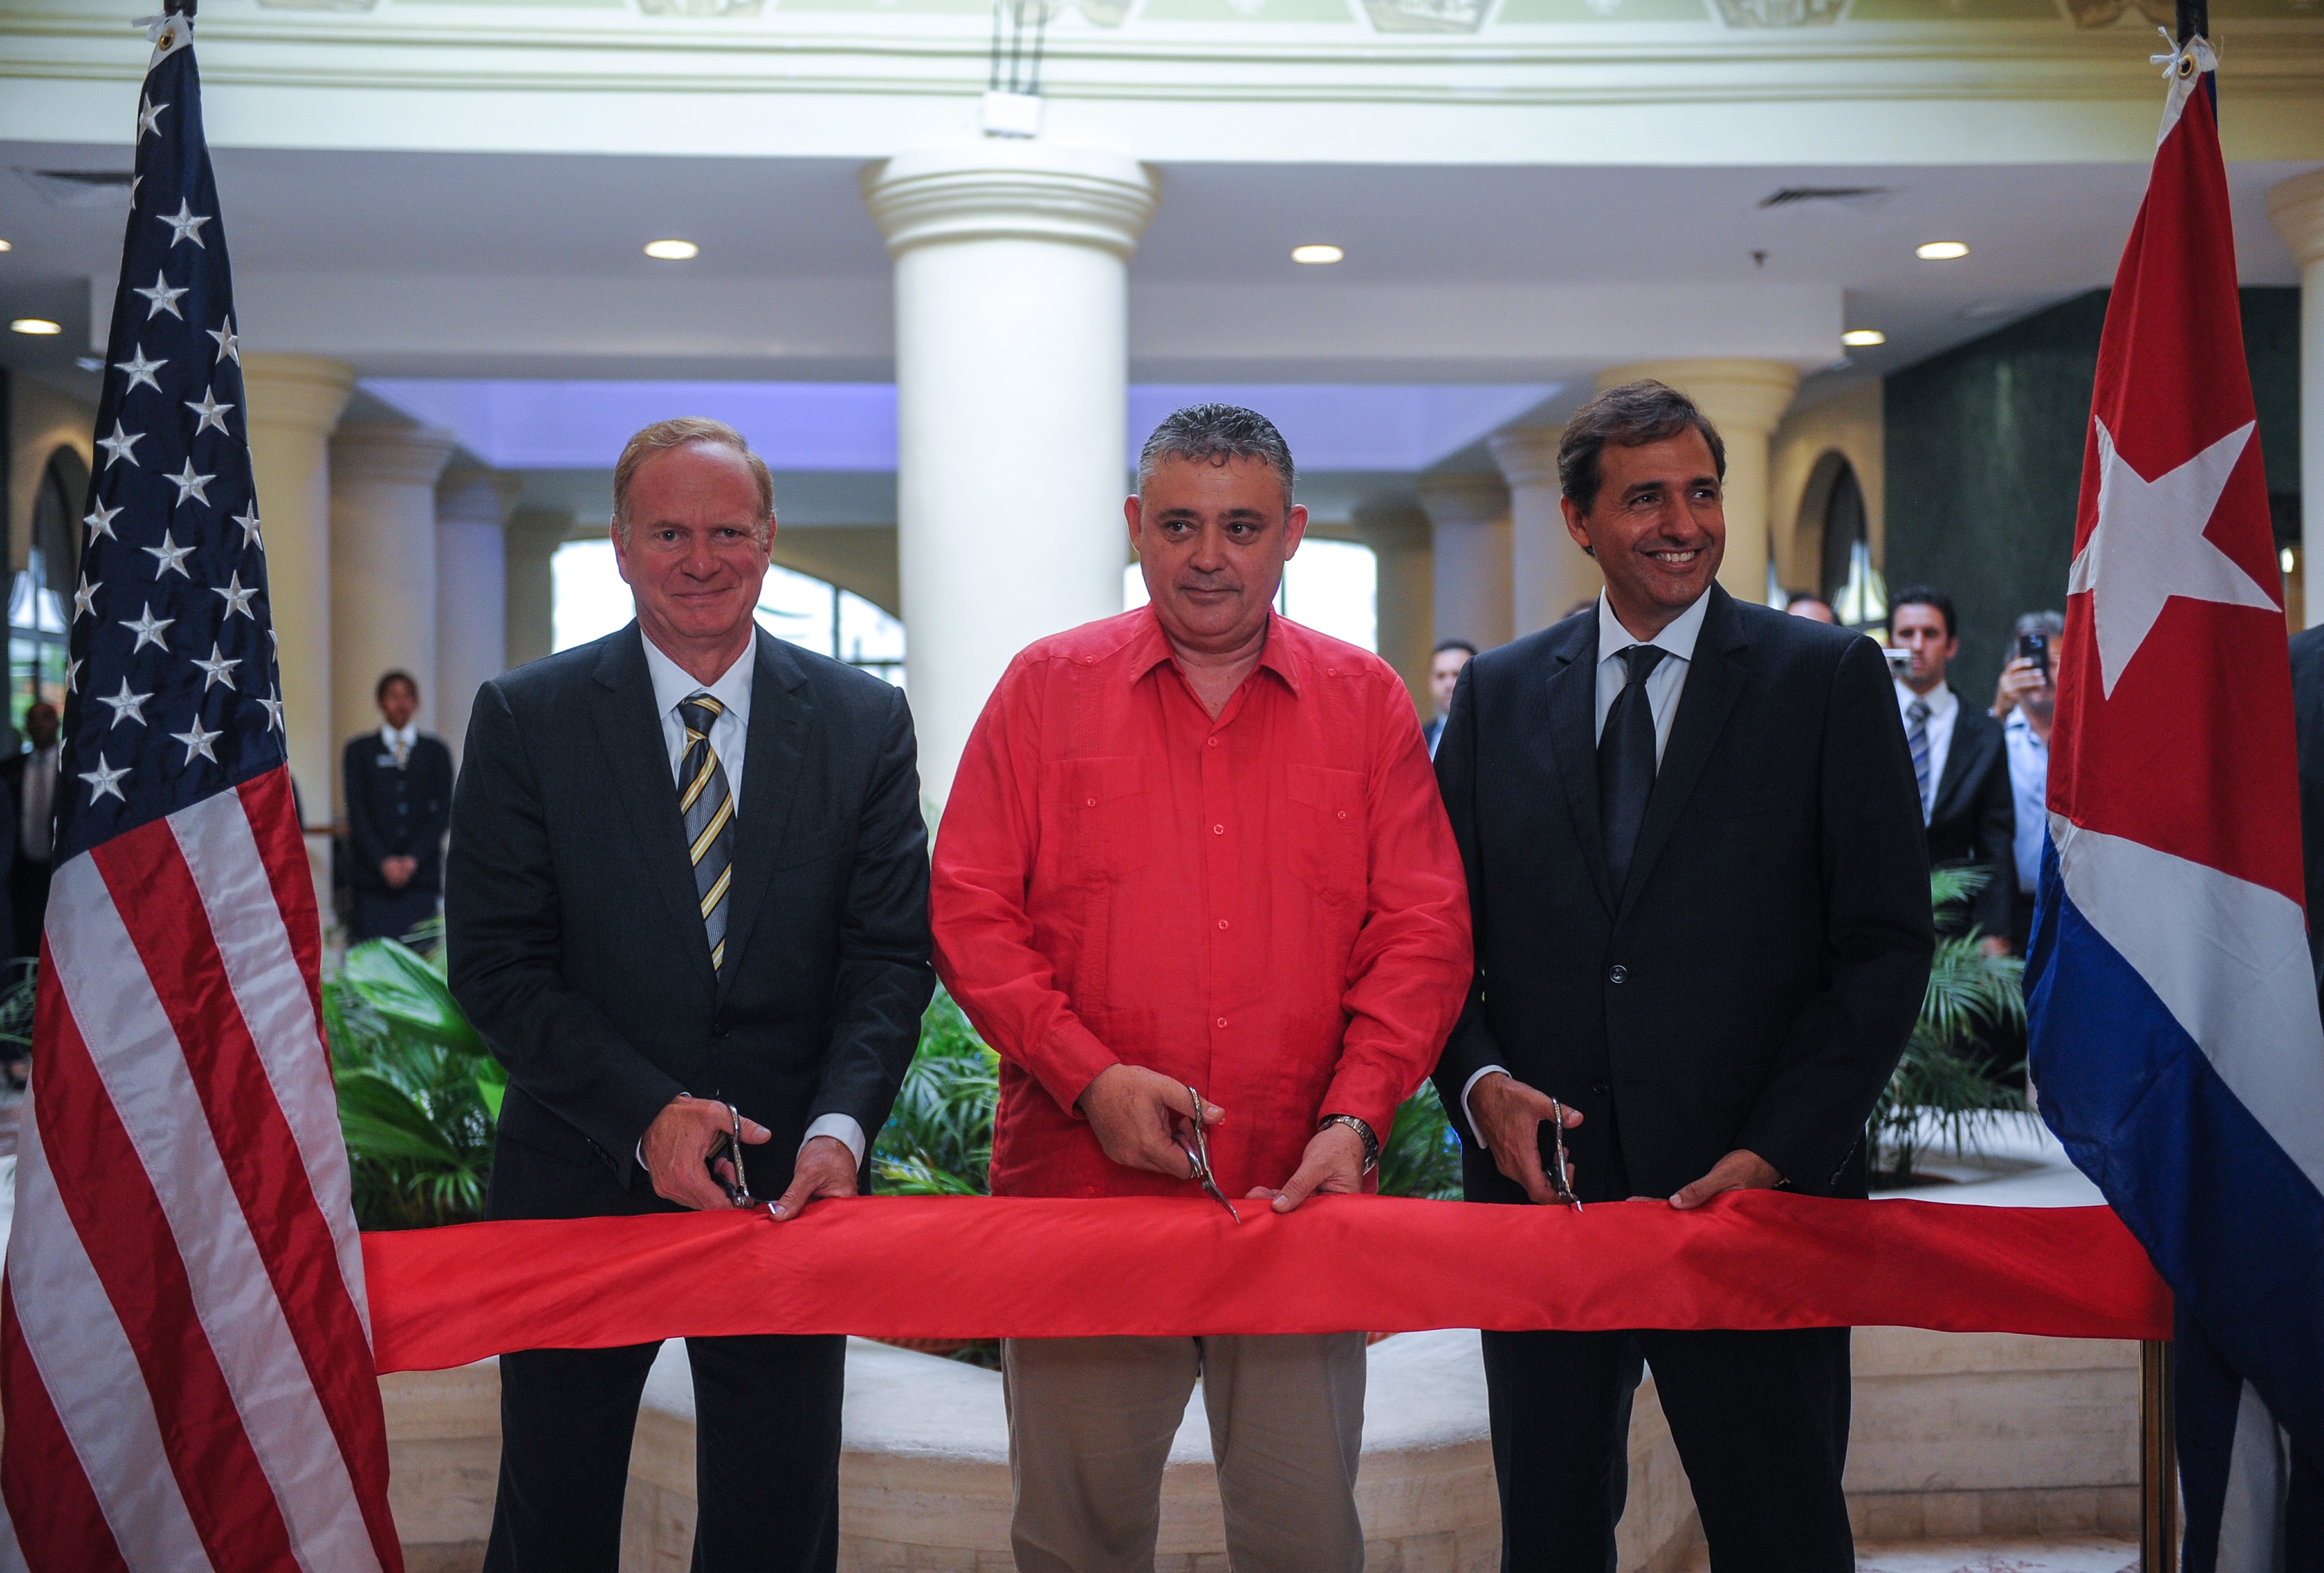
[1076, 1064, 1226, 1179]
[641, 1093, 772, 1211]
[1467, 1071, 1584, 1206]
[1992, 655, 2051, 720]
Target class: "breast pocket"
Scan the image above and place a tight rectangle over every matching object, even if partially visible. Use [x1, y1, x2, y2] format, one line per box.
[1044, 757, 1153, 887]
[1286, 764, 1367, 907]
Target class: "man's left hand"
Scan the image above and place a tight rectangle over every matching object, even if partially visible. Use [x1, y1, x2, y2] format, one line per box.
[1666, 1148, 1782, 1210]
[1246, 1122, 1369, 1215]
[767, 1135, 859, 1222]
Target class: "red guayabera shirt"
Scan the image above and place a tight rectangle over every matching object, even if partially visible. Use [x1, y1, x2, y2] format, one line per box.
[932, 608, 1473, 1200]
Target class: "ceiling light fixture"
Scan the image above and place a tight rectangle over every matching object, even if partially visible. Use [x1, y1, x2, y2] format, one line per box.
[0, 240, 13, 252]
[643, 239, 700, 261]
[1916, 240, 1971, 260]
[1291, 244, 1344, 264]
[2282, 546, 2297, 576]
[1840, 329, 1887, 347]
[9, 318, 62, 336]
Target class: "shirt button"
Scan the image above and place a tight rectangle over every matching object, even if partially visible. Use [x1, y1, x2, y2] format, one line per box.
[1325, 666, 1337, 676]
[1217, 918, 1230, 930]
[1207, 737, 1219, 747]
[1212, 824, 1225, 835]
[1608, 964, 1629, 984]
[1337, 810, 1348, 821]
[1086, 798, 1097, 807]
[1590, 1080, 1610, 1097]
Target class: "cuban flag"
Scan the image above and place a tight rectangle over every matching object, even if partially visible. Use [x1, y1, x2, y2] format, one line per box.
[2027, 33, 2324, 1572]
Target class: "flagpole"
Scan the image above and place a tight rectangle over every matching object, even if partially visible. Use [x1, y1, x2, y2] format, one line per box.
[2139, 1338, 2179, 1573]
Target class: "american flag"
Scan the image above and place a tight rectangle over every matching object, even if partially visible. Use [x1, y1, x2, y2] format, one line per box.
[0, 11, 402, 1570]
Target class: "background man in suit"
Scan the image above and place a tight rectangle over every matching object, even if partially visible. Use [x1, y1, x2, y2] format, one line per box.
[3, 701, 57, 962]
[447, 416, 933, 1573]
[342, 669, 454, 943]
[1888, 588, 2015, 952]
[1425, 638, 1477, 757]
[1432, 380, 1932, 1573]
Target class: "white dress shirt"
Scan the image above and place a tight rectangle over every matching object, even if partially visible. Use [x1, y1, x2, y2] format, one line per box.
[377, 720, 418, 764]
[635, 629, 865, 1169]
[1893, 679, 1959, 821]
[2003, 709, 2050, 895]
[1463, 588, 1712, 1151]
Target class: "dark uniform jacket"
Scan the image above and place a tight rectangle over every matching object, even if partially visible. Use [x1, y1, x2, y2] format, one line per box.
[1923, 701, 2017, 941]
[343, 730, 454, 894]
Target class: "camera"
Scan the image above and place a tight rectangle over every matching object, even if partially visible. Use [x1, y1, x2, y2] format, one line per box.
[1882, 646, 1913, 679]
[2017, 631, 2049, 677]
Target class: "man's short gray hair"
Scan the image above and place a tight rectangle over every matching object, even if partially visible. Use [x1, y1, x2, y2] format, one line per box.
[1135, 404, 1295, 514]
[611, 416, 776, 544]
[2014, 610, 2066, 641]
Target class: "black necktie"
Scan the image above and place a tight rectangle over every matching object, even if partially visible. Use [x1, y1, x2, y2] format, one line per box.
[1599, 643, 1667, 898]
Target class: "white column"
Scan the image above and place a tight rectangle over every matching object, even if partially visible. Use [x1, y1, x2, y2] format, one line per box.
[503, 507, 574, 671]
[1352, 503, 1433, 712]
[1417, 472, 1514, 651]
[2272, 171, 2324, 630]
[242, 353, 353, 834]
[863, 141, 1161, 805]
[435, 465, 522, 763]
[1598, 360, 1799, 606]
[328, 424, 456, 814]
[1490, 425, 1602, 637]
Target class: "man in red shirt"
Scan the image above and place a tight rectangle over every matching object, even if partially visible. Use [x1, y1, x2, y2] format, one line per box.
[932, 404, 1471, 1572]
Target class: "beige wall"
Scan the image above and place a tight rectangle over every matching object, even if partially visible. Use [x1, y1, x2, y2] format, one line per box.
[8, 375, 96, 576]
[1768, 379, 1885, 594]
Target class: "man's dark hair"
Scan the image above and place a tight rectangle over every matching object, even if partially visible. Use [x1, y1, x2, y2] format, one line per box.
[1784, 589, 1827, 607]
[1136, 404, 1295, 514]
[1556, 380, 1726, 516]
[1433, 638, 1478, 659]
[2014, 610, 2066, 641]
[1890, 587, 1957, 639]
[376, 669, 420, 703]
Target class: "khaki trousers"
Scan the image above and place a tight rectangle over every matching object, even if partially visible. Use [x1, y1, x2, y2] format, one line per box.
[1003, 1333, 1368, 1573]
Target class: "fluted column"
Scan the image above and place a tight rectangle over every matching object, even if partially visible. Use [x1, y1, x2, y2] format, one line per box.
[1352, 504, 1433, 712]
[436, 465, 522, 762]
[2272, 171, 2324, 629]
[242, 353, 353, 837]
[1418, 472, 1514, 651]
[1491, 425, 1602, 637]
[1598, 359, 1799, 605]
[328, 424, 456, 813]
[864, 141, 1161, 804]
[503, 507, 574, 671]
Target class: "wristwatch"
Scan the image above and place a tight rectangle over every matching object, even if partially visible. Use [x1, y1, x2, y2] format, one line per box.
[1318, 1113, 1380, 1176]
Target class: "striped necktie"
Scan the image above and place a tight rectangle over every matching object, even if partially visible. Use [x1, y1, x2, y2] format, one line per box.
[1906, 697, 1932, 823]
[678, 694, 736, 973]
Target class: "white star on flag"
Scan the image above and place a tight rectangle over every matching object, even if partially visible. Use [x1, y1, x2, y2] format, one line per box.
[212, 572, 258, 621]
[79, 754, 130, 805]
[234, 505, 262, 550]
[208, 315, 241, 366]
[192, 643, 242, 692]
[114, 346, 165, 395]
[2067, 417, 2276, 697]
[260, 687, 286, 733]
[133, 269, 187, 321]
[137, 94, 167, 140]
[85, 501, 124, 540]
[171, 720, 223, 766]
[157, 198, 210, 248]
[121, 603, 175, 653]
[96, 679, 153, 730]
[163, 460, 214, 509]
[96, 420, 145, 469]
[66, 655, 82, 696]
[144, 530, 197, 578]
[72, 575, 99, 621]
[185, 386, 233, 436]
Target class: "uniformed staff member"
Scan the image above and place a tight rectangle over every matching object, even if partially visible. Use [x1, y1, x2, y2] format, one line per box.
[343, 669, 454, 944]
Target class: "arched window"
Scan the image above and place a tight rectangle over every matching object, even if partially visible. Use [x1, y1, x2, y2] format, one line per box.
[1817, 459, 1887, 630]
[11, 450, 84, 735]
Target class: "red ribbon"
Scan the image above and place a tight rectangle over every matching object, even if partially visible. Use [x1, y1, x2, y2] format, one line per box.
[361, 1193, 2169, 1373]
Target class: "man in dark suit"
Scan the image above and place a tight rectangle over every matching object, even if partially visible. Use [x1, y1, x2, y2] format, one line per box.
[2289, 622, 2324, 989]
[1432, 380, 1933, 1573]
[1424, 638, 1477, 758]
[1888, 587, 2015, 950]
[3, 701, 58, 961]
[342, 669, 455, 943]
[447, 417, 933, 1573]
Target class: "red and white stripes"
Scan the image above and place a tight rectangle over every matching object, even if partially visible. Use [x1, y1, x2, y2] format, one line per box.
[1, 767, 400, 1573]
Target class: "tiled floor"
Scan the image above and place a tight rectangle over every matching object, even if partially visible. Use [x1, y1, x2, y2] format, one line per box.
[1681, 1542, 2137, 1573]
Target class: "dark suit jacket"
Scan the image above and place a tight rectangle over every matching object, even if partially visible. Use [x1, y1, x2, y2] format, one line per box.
[1923, 699, 2015, 940]
[446, 623, 934, 1218]
[343, 731, 454, 894]
[1431, 588, 1934, 1202]
[2290, 625, 2324, 988]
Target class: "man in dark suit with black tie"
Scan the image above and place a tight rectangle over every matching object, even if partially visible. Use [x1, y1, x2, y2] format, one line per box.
[1432, 380, 1933, 1573]
[342, 669, 455, 943]
[447, 416, 934, 1573]
[1888, 587, 2015, 952]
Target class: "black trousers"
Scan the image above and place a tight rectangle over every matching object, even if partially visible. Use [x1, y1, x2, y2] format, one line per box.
[350, 885, 438, 944]
[483, 1333, 846, 1573]
[9, 855, 50, 962]
[1481, 1325, 1854, 1573]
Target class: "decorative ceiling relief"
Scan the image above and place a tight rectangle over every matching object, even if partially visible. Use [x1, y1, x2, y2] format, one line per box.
[1360, 0, 1493, 33]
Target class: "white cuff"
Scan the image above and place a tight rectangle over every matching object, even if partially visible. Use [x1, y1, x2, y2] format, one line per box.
[1460, 1064, 1509, 1151]
[803, 1113, 868, 1167]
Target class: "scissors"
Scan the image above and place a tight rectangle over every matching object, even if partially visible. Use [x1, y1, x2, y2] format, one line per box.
[1179, 1084, 1241, 1223]
[1547, 1098, 1582, 1213]
[706, 1100, 752, 1208]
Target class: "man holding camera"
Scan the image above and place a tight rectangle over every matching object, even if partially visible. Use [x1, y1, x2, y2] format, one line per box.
[1994, 610, 2066, 955]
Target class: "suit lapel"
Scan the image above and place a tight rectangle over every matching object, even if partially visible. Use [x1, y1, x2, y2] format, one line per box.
[1617, 586, 1748, 925]
[715, 631, 810, 1004]
[1544, 621, 1618, 916]
[1930, 706, 1985, 826]
[591, 625, 718, 997]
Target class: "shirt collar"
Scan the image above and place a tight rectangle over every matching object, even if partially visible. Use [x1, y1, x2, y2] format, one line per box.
[641, 626, 757, 730]
[1894, 678, 1957, 720]
[379, 722, 418, 750]
[1596, 588, 1710, 670]
[1125, 606, 1303, 697]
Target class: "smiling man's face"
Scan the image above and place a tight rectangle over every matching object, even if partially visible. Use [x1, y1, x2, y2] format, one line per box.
[1561, 428, 1726, 639]
[612, 440, 772, 665]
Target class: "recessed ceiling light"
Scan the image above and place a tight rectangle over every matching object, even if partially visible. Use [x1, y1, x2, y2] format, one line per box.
[1291, 244, 1344, 264]
[9, 318, 61, 336]
[643, 239, 700, 261]
[0, 240, 13, 252]
[1841, 329, 1887, 347]
[1916, 240, 1970, 260]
